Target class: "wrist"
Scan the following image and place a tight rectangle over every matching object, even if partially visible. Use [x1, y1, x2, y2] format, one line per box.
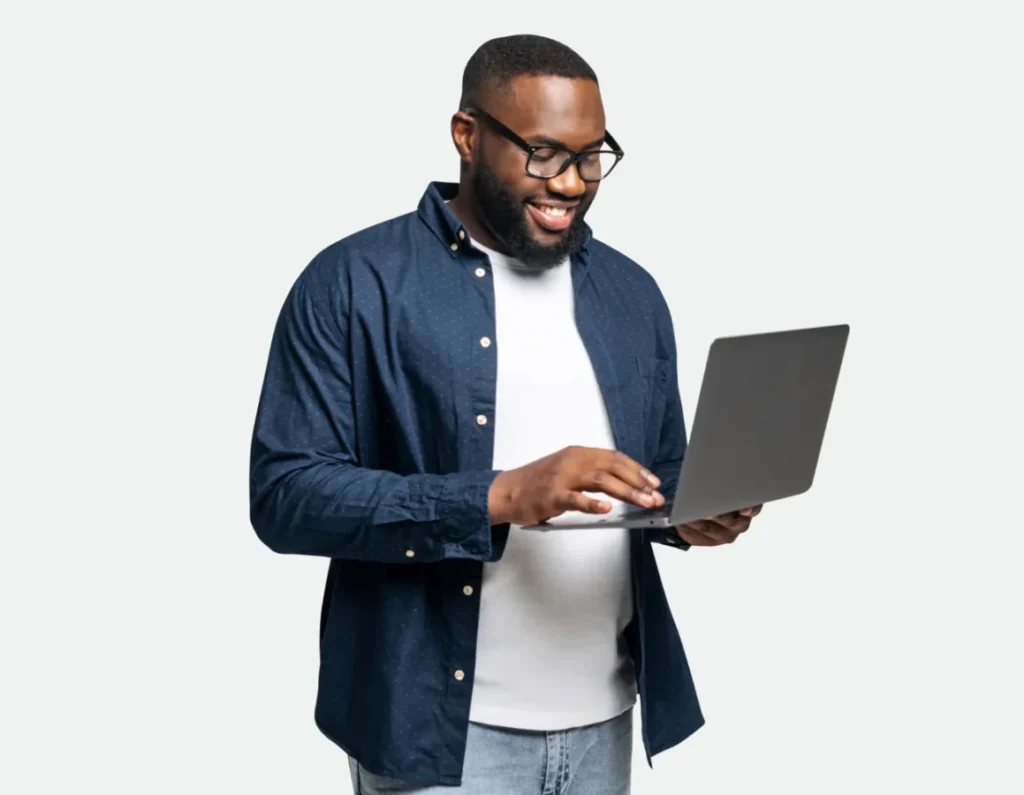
[488, 471, 514, 525]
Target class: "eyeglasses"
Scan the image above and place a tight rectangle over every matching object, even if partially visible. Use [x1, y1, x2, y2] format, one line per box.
[463, 105, 624, 182]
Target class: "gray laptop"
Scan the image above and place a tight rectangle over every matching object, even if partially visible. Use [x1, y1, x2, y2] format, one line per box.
[523, 323, 849, 530]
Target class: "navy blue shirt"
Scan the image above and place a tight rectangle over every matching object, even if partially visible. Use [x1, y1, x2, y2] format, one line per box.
[249, 181, 704, 785]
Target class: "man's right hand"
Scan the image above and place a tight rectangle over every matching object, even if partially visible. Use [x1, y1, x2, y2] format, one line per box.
[488, 446, 664, 526]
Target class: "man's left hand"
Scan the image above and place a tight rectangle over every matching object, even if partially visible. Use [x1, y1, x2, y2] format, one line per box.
[675, 505, 762, 546]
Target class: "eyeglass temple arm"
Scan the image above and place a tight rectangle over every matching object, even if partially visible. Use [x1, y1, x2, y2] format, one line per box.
[466, 104, 622, 157]
[604, 130, 623, 154]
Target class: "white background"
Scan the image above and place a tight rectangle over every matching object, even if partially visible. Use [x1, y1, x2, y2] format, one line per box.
[2, 1, 1022, 793]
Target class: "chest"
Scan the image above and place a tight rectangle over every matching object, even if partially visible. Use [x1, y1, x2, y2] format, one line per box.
[346, 255, 668, 467]
[489, 260, 593, 384]
[489, 262, 616, 465]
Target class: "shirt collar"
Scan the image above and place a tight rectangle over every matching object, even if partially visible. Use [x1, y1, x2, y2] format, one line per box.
[416, 181, 593, 262]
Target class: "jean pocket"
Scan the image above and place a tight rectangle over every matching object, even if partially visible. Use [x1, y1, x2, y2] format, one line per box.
[353, 762, 425, 794]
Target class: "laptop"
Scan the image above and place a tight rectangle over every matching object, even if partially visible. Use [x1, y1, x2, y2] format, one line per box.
[523, 323, 849, 530]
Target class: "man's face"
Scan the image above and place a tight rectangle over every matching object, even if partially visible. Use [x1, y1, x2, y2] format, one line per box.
[466, 76, 608, 268]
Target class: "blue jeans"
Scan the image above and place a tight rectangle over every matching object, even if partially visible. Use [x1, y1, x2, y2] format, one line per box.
[349, 708, 633, 794]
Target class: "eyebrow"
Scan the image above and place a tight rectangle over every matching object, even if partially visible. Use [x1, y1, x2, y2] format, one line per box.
[529, 133, 608, 150]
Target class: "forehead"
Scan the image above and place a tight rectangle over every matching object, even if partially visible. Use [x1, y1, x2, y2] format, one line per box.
[491, 75, 606, 147]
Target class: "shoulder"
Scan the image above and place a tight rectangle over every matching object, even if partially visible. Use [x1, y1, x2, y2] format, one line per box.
[586, 236, 675, 343]
[289, 208, 432, 304]
[306, 210, 423, 280]
[588, 237, 669, 305]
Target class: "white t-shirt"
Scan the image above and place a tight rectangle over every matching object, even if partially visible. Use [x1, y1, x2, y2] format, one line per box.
[468, 237, 637, 730]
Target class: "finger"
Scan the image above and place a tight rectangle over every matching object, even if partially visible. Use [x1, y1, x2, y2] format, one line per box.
[707, 513, 740, 531]
[675, 525, 720, 546]
[581, 470, 663, 509]
[691, 519, 742, 543]
[599, 450, 661, 493]
[739, 505, 762, 518]
[557, 491, 612, 515]
[712, 513, 752, 532]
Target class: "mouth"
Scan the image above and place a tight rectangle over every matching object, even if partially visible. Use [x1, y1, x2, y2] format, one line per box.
[525, 200, 578, 233]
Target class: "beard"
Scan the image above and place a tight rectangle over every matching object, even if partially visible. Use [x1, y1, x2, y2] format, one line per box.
[470, 161, 591, 269]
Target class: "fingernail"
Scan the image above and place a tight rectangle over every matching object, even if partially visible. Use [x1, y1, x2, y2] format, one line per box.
[653, 491, 665, 506]
[638, 492, 653, 506]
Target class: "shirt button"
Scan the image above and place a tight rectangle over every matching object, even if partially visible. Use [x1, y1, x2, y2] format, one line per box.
[463, 585, 474, 596]
[474, 267, 486, 278]
[476, 414, 487, 426]
[405, 549, 415, 558]
[449, 242, 459, 251]
[454, 670, 465, 681]
[458, 230, 466, 240]
[479, 336, 491, 348]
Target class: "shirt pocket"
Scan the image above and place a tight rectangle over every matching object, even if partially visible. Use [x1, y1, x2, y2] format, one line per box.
[636, 355, 672, 460]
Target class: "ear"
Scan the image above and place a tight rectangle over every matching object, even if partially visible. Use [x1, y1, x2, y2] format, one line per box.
[451, 111, 476, 164]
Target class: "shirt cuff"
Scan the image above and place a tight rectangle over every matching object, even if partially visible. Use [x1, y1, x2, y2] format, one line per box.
[647, 527, 691, 551]
[438, 469, 503, 560]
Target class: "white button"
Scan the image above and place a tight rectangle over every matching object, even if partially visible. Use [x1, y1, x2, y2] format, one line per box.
[454, 670, 465, 681]
[479, 336, 491, 348]
[463, 585, 474, 596]
[474, 267, 486, 278]
[450, 242, 459, 251]
[458, 230, 466, 240]
[476, 414, 487, 426]
[405, 549, 415, 558]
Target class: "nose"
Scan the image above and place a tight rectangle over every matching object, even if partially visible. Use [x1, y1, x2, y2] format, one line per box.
[545, 160, 587, 199]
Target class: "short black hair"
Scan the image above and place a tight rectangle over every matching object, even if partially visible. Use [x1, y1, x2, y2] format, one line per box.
[459, 34, 598, 110]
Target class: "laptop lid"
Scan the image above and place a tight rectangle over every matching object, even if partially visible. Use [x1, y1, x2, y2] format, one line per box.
[668, 323, 849, 525]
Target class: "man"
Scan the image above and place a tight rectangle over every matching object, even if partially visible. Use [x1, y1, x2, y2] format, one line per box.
[249, 34, 761, 794]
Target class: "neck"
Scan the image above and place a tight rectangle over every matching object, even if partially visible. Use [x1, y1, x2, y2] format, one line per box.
[448, 181, 510, 255]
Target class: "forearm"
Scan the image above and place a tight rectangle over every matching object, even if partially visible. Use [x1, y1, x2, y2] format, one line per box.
[250, 252, 510, 563]
[250, 454, 504, 562]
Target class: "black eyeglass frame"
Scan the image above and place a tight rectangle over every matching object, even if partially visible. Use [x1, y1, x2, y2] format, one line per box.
[462, 105, 625, 182]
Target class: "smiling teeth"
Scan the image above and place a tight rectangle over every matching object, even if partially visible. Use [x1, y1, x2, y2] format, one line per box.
[535, 205, 567, 217]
